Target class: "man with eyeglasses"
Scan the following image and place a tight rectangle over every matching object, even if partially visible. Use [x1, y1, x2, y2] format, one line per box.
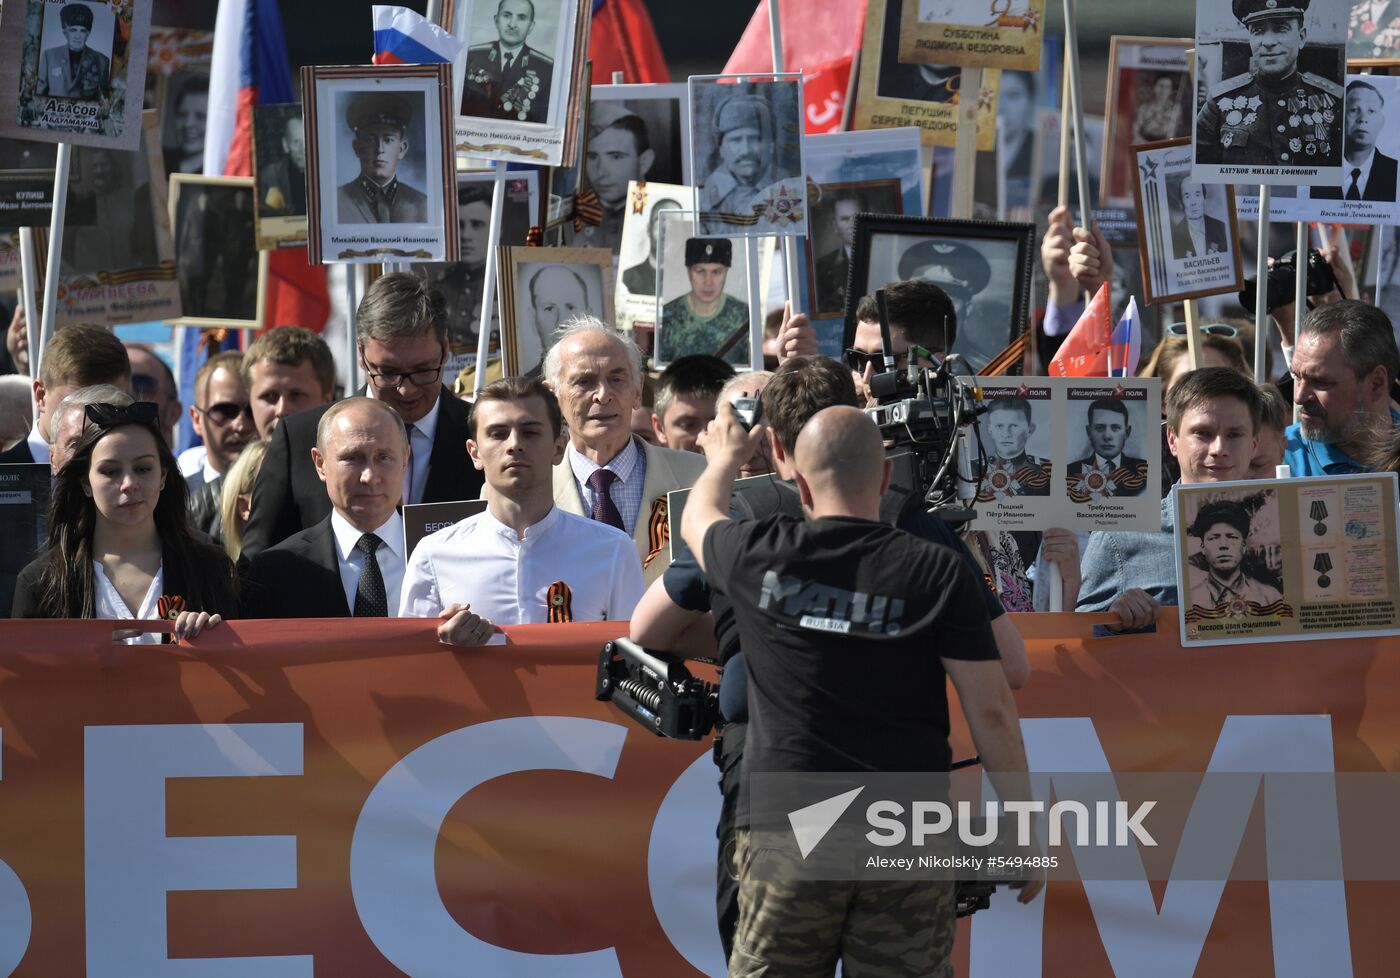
[186, 351, 255, 542]
[845, 280, 953, 408]
[241, 273, 482, 559]
[124, 344, 183, 449]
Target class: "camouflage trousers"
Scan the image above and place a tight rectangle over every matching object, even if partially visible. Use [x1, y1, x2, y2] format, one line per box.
[728, 828, 955, 977]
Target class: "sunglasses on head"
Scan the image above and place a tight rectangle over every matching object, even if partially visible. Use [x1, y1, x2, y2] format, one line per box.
[1166, 322, 1239, 339]
[196, 401, 254, 425]
[85, 401, 159, 429]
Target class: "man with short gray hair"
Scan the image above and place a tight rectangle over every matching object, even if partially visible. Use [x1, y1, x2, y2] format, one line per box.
[544, 316, 707, 584]
[49, 384, 134, 475]
[0, 375, 32, 454]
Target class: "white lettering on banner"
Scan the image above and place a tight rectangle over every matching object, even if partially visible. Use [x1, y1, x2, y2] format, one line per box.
[84, 723, 311, 977]
[0, 729, 32, 977]
[349, 716, 629, 977]
[968, 716, 1353, 978]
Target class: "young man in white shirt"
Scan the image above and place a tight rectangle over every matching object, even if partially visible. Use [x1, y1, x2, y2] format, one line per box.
[399, 376, 644, 645]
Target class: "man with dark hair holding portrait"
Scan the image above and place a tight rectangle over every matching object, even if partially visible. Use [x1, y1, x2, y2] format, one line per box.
[1186, 500, 1283, 612]
[1066, 398, 1149, 496]
[660, 238, 749, 365]
[337, 93, 428, 225]
[1169, 178, 1229, 260]
[461, 0, 554, 124]
[37, 3, 111, 100]
[1312, 80, 1399, 201]
[846, 280, 955, 407]
[813, 191, 862, 314]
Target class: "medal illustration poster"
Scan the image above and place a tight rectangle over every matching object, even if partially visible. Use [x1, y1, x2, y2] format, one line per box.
[1175, 474, 1400, 647]
[966, 376, 1162, 533]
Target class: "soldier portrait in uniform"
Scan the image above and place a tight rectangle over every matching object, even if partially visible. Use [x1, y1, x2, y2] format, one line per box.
[252, 103, 308, 247]
[1184, 496, 1284, 613]
[36, 2, 113, 102]
[1065, 397, 1150, 498]
[62, 145, 160, 276]
[499, 246, 612, 375]
[976, 395, 1053, 500]
[615, 181, 687, 333]
[1194, 0, 1348, 184]
[690, 76, 807, 238]
[335, 91, 429, 225]
[656, 219, 751, 367]
[460, 0, 558, 124]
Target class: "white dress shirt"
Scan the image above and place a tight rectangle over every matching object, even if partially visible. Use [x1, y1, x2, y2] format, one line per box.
[398, 504, 645, 624]
[400, 395, 440, 506]
[92, 559, 163, 645]
[329, 509, 407, 615]
[26, 427, 49, 465]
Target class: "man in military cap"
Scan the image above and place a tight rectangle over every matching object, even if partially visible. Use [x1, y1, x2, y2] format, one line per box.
[895, 238, 1003, 363]
[1195, 0, 1345, 167]
[461, 0, 554, 124]
[660, 238, 750, 366]
[37, 2, 111, 100]
[980, 397, 1051, 498]
[698, 94, 775, 234]
[337, 92, 428, 225]
[813, 191, 862, 315]
[1186, 500, 1282, 611]
[567, 102, 655, 253]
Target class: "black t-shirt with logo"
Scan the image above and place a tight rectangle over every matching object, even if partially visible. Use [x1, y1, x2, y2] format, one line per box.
[703, 514, 999, 818]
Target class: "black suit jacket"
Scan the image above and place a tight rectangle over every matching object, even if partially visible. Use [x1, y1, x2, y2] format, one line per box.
[1066, 455, 1149, 497]
[243, 514, 351, 618]
[12, 542, 239, 619]
[1170, 215, 1229, 260]
[0, 439, 35, 464]
[240, 387, 481, 559]
[1313, 150, 1400, 202]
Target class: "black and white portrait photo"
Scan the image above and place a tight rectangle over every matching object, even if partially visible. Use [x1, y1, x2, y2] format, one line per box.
[335, 90, 429, 225]
[1193, 0, 1348, 185]
[656, 209, 751, 368]
[500, 246, 611, 375]
[61, 144, 161, 276]
[170, 175, 261, 326]
[161, 72, 208, 178]
[37, 1, 114, 102]
[615, 181, 686, 332]
[1309, 76, 1400, 211]
[460, 0, 559, 124]
[1101, 37, 1193, 206]
[1065, 391, 1151, 500]
[253, 102, 308, 247]
[564, 84, 689, 254]
[1183, 492, 1284, 613]
[976, 387, 1053, 502]
[807, 181, 899, 317]
[1167, 176, 1230, 260]
[690, 76, 807, 238]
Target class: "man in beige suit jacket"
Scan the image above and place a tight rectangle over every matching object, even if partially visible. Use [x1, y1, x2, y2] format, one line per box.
[546, 319, 707, 585]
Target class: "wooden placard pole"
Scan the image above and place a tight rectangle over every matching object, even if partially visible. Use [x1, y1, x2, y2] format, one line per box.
[767, 0, 805, 318]
[951, 66, 981, 220]
[36, 143, 71, 372]
[1183, 298, 1203, 370]
[1057, 55, 1071, 209]
[18, 227, 39, 419]
[1062, 0, 1093, 232]
[1254, 184, 1271, 379]
[472, 162, 509, 394]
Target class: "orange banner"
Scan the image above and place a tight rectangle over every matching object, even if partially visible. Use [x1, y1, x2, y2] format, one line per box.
[0, 613, 1394, 976]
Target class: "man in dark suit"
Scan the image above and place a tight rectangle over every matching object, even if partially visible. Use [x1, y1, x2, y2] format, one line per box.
[1067, 398, 1148, 497]
[622, 196, 682, 297]
[37, 3, 111, 100]
[245, 398, 410, 618]
[1312, 80, 1399, 202]
[1169, 177, 1230, 260]
[240, 273, 484, 559]
[460, 0, 554, 124]
[813, 192, 861, 315]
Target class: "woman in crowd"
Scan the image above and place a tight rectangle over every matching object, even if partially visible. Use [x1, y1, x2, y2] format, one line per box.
[11, 402, 237, 639]
[219, 439, 267, 563]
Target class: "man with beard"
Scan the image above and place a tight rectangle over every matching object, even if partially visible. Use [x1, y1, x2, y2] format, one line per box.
[1169, 178, 1229, 259]
[1312, 80, 1399, 202]
[1285, 300, 1400, 475]
[698, 94, 774, 234]
[1185, 500, 1282, 612]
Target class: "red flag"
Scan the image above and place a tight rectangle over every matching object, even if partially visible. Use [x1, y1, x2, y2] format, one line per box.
[588, 0, 669, 84]
[1048, 283, 1114, 377]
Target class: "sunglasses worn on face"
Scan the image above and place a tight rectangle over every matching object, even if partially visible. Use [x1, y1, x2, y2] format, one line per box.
[1166, 322, 1239, 338]
[842, 346, 934, 373]
[196, 401, 254, 425]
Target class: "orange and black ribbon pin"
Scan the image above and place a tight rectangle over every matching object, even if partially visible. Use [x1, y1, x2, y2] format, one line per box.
[157, 594, 185, 645]
[644, 497, 668, 569]
[546, 581, 574, 623]
[573, 188, 603, 232]
[525, 225, 544, 246]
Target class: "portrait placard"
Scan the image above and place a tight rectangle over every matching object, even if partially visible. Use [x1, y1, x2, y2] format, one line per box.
[169, 175, 264, 329]
[444, 0, 591, 167]
[1175, 474, 1400, 647]
[496, 245, 612, 377]
[1193, 0, 1347, 186]
[32, 110, 180, 328]
[403, 499, 489, 561]
[1101, 37, 1193, 206]
[615, 180, 691, 335]
[689, 74, 807, 239]
[997, 60, 1057, 216]
[145, 28, 213, 180]
[0, 0, 153, 151]
[543, 59, 590, 228]
[252, 103, 309, 249]
[0, 463, 50, 619]
[806, 180, 903, 318]
[1347, 8, 1400, 65]
[0, 138, 60, 228]
[842, 214, 1033, 372]
[898, 0, 1048, 71]
[1130, 138, 1245, 305]
[852, 0, 1000, 149]
[562, 82, 692, 253]
[966, 376, 1162, 532]
[303, 63, 459, 265]
[654, 208, 752, 369]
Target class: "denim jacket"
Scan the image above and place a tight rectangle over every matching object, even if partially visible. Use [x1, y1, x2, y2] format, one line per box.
[1075, 493, 1179, 614]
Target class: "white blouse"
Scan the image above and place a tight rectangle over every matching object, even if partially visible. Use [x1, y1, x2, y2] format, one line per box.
[92, 560, 165, 645]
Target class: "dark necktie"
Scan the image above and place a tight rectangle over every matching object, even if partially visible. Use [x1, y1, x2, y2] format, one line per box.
[503, 52, 516, 73]
[354, 533, 388, 618]
[1347, 168, 1362, 201]
[587, 469, 625, 532]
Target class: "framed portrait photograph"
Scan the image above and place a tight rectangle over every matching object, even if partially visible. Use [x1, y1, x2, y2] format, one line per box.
[0, 0, 152, 151]
[898, 0, 1048, 71]
[842, 214, 1034, 372]
[497, 245, 613, 377]
[543, 59, 590, 229]
[412, 170, 541, 378]
[303, 63, 459, 265]
[852, 0, 1000, 149]
[1347, 7, 1400, 64]
[615, 180, 690, 334]
[563, 82, 692, 253]
[654, 208, 753, 369]
[689, 74, 807, 238]
[997, 62, 1056, 217]
[1130, 138, 1245, 305]
[806, 180, 903, 318]
[1193, 0, 1347, 186]
[169, 174, 265, 329]
[1100, 36, 1193, 206]
[252, 103, 309, 249]
[0, 138, 60, 228]
[0, 235, 19, 294]
[444, 0, 591, 167]
[145, 28, 213, 180]
[33, 110, 180, 328]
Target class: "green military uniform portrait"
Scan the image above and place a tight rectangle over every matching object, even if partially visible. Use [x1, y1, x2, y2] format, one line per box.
[659, 237, 750, 366]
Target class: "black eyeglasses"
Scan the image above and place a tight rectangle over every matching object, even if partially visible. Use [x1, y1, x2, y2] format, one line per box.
[1166, 322, 1239, 339]
[363, 357, 445, 390]
[86, 401, 159, 429]
[195, 401, 254, 425]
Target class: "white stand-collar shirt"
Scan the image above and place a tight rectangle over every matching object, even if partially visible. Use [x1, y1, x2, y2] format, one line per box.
[398, 504, 645, 625]
[330, 509, 407, 615]
[27, 427, 49, 465]
[92, 559, 164, 644]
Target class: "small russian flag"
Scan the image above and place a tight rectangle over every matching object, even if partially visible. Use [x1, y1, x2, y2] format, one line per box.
[372, 6, 463, 65]
[1110, 296, 1142, 378]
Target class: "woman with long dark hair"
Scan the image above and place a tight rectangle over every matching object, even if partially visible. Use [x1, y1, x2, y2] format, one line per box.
[12, 402, 238, 639]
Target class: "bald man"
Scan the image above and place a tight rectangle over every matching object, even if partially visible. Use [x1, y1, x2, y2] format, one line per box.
[681, 404, 1039, 977]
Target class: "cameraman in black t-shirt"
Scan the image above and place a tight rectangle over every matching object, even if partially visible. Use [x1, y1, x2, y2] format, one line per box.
[680, 403, 1040, 977]
[629, 355, 1027, 963]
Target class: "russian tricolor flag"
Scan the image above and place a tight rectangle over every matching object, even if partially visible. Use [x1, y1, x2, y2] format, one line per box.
[1110, 296, 1142, 378]
[372, 6, 463, 65]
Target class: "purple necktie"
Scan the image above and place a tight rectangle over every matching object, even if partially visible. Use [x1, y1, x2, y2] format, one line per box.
[587, 468, 625, 532]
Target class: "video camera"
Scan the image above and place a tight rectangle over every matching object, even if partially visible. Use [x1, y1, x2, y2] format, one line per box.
[595, 638, 721, 740]
[1239, 247, 1338, 313]
[863, 289, 987, 525]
